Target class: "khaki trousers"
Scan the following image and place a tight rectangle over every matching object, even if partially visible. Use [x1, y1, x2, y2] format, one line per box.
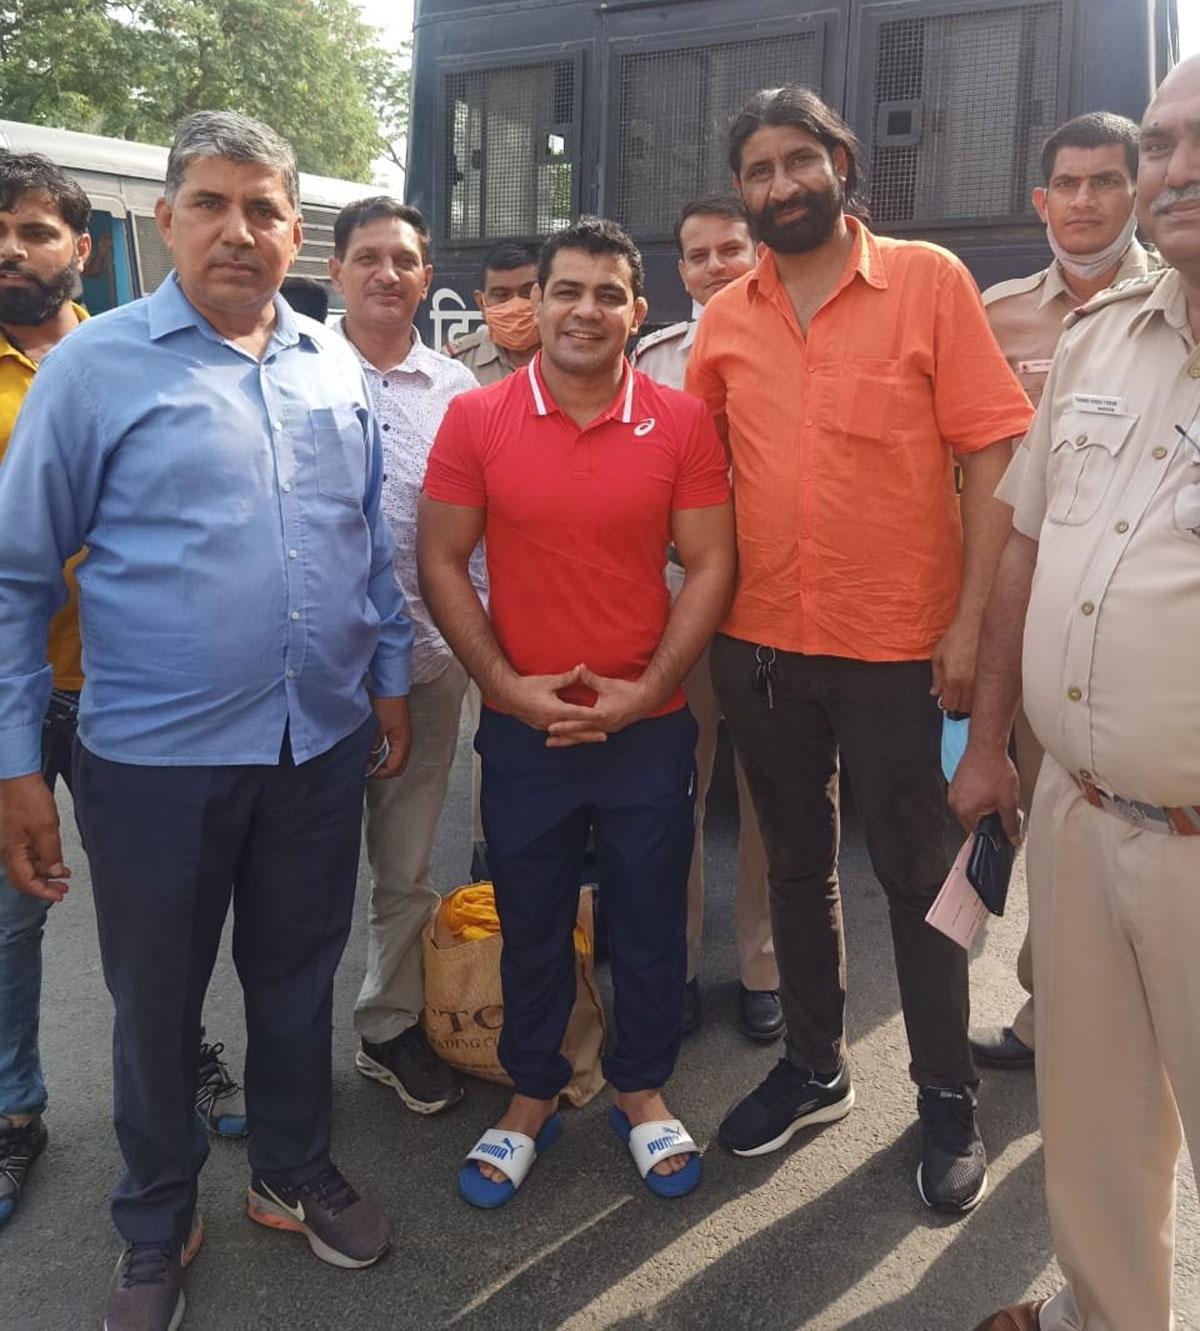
[354, 660, 469, 1044]
[1030, 757, 1200, 1331]
[683, 642, 776, 990]
[1010, 706, 1044, 1049]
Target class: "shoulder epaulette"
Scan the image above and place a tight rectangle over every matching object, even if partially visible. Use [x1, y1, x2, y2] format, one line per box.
[1063, 267, 1170, 328]
[633, 321, 689, 359]
[447, 327, 487, 358]
[982, 268, 1050, 307]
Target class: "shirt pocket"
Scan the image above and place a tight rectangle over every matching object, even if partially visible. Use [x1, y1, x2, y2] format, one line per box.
[1172, 479, 1200, 543]
[847, 359, 904, 442]
[1045, 409, 1136, 526]
[310, 405, 367, 505]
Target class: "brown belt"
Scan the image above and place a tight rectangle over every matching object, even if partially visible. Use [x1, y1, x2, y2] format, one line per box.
[1072, 775, 1200, 837]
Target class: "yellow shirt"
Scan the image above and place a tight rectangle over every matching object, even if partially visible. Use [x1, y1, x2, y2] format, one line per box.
[0, 304, 88, 691]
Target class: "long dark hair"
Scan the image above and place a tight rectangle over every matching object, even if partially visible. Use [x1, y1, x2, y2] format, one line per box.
[727, 86, 869, 220]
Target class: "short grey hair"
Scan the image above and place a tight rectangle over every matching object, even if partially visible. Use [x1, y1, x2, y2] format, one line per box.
[165, 111, 300, 208]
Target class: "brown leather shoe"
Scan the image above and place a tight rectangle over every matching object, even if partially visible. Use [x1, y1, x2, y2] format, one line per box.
[971, 1301, 1046, 1331]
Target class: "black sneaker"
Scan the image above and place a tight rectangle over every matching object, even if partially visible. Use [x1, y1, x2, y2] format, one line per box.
[718, 1058, 855, 1157]
[916, 1085, 988, 1213]
[195, 1040, 248, 1139]
[246, 1164, 390, 1269]
[104, 1212, 203, 1331]
[0, 1115, 48, 1228]
[356, 1025, 464, 1115]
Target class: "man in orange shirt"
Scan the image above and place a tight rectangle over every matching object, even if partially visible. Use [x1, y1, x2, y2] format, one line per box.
[686, 86, 1033, 1214]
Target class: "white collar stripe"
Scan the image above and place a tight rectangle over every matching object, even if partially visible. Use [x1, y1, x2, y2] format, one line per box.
[622, 365, 635, 424]
[527, 358, 548, 416]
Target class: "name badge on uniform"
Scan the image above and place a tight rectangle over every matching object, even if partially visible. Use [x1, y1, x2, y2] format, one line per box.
[1018, 359, 1054, 375]
[1071, 392, 1125, 415]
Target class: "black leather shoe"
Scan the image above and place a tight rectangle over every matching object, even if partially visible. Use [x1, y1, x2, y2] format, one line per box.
[969, 1025, 1034, 1070]
[682, 978, 701, 1035]
[739, 986, 784, 1042]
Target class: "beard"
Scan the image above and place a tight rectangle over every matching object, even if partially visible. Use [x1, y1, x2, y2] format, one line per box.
[750, 180, 844, 254]
[0, 260, 80, 326]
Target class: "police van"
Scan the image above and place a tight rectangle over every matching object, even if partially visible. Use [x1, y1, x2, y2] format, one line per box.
[0, 118, 368, 316]
[405, 0, 1179, 343]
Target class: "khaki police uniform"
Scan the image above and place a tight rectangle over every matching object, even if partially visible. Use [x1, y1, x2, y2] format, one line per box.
[984, 239, 1159, 1050]
[446, 326, 520, 387]
[1005, 266, 1200, 1331]
[983, 240, 1158, 408]
[635, 320, 777, 991]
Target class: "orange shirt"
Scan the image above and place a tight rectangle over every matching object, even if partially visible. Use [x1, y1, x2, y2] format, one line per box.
[0, 308, 88, 690]
[686, 218, 1033, 662]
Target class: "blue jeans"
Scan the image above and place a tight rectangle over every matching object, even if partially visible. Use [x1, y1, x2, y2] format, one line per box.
[0, 691, 79, 1116]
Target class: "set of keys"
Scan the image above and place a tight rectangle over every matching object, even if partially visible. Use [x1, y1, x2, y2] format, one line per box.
[753, 645, 777, 710]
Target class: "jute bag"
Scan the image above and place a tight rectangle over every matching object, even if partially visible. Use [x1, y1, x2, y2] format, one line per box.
[421, 884, 606, 1107]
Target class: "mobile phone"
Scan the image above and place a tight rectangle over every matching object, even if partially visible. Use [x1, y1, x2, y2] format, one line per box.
[966, 812, 1015, 916]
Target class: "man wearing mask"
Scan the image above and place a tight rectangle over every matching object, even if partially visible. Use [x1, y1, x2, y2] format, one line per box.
[633, 196, 779, 1042]
[0, 112, 413, 1328]
[329, 197, 480, 1116]
[448, 240, 540, 385]
[971, 110, 1159, 1073]
[687, 86, 1032, 1214]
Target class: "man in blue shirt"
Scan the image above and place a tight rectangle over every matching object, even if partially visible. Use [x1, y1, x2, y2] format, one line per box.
[0, 112, 413, 1331]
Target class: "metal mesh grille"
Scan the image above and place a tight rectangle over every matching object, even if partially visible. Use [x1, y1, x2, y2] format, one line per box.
[294, 203, 341, 308]
[871, 3, 1062, 224]
[131, 213, 173, 293]
[444, 61, 575, 241]
[615, 33, 821, 234]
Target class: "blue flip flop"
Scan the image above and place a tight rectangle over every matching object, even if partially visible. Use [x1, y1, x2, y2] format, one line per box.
[608, 1106, 702, 1198]
[458, 1113, 564, 1209]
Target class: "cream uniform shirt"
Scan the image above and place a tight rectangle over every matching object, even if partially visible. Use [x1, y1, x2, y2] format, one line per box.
[983, 240, 1158, 407]
[1006, 267, 1200, 809]
[631, 320, 696, 392]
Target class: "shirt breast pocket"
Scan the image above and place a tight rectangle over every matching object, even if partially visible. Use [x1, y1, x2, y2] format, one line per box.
[310, 405, 366, 505]
[1046, 409, 1136, 526]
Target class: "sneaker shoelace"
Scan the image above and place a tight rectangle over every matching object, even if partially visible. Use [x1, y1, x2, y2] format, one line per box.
[196, 1041, 239, 1107]
[920, 1089, 975, 1154]
[119, 1241, 179, 1289]
[0, 1121, 39, 1189]
[301, 1165, 361, 1219]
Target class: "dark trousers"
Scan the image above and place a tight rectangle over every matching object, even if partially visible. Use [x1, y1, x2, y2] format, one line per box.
[72, 717, 376, 1244]
[477, 707, 697, 1099]
[710, 635, 975, 1090]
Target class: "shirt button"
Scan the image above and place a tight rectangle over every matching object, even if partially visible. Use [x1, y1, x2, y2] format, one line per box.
[288, 548, 298, 559]
[1189, 363, 1200, 379]
[1115, 520, 1129, 534]
[291, 611, 300, 621]
[1081, 600, 1095, 615]
[1067, 686, 1083, 702]
[382, 380, 389, 388]
[803, 418, 813, 426]
[1080, 769, 1093, 781]
[382, 423, 390, 432]
[1153, 446, 1167, 459]
[807, 365, 816, 374]
[273, 420, 284, 431]
[286, 669, 296, 680]
[283, 482, 293, 493]
[1075, 433, 1088, 446]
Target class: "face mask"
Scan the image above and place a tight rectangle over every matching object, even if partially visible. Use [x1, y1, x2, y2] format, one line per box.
[1047, 210, 1137, 283]
[483, 296, 540, 352]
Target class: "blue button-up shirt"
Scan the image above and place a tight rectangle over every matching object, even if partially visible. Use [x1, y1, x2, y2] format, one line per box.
[0, 273, 413, 776]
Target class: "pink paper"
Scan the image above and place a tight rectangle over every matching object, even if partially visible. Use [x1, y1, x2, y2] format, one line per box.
[925, 836, 988, 949]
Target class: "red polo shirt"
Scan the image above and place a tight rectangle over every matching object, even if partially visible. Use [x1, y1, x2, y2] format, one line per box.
[423, 355, 730, 712]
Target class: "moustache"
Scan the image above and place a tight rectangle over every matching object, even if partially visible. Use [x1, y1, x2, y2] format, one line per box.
[0, 261, 44, 284]
[1151, 183, 1200, 215]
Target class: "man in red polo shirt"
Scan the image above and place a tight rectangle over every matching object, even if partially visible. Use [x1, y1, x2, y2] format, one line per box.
[686, 87, 1034, 1215]
[419, 217, 734, 1206]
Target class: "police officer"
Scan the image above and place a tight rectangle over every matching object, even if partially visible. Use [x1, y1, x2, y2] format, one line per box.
[447, 239, 540, 385]
[633, 197, 781, 1041]
[955, 56, 1200, 1331]
[971, 110, 1161, 1072]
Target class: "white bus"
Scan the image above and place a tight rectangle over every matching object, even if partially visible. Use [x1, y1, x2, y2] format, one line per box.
[0, 119, 370, 315]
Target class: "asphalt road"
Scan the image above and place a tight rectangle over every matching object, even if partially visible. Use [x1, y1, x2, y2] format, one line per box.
[2, 721, 1195, 1330]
